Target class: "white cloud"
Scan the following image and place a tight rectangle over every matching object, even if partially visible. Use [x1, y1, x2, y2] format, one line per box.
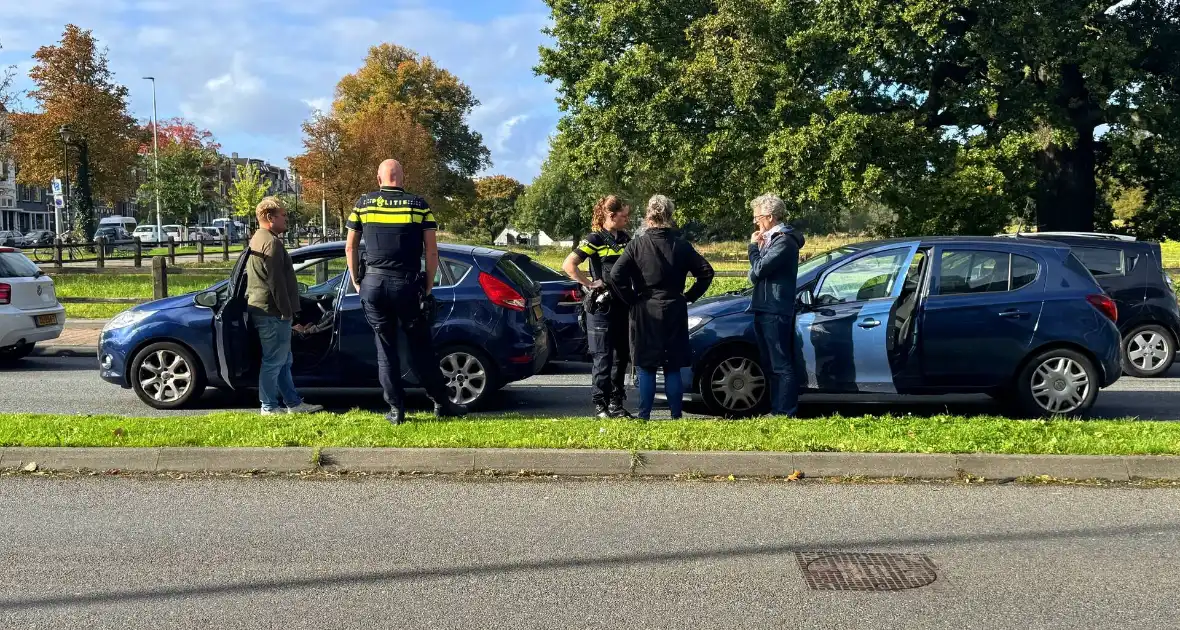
[495, 115, 528, 153]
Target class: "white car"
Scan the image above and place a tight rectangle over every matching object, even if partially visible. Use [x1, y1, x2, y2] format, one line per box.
[0, 247, 64, 361]
[132, 225, 165, 244]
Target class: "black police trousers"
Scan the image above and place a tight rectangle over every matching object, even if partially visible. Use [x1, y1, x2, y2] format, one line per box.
[586, 307, 630, 406]
[359, 271, 452, 412]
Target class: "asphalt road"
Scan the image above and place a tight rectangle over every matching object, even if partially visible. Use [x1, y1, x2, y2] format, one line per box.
[3, 356, 1180, 419]
[1, 477, 1177, 629]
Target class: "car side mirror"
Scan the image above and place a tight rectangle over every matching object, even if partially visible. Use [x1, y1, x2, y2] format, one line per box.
[194, 291, 218, 308]
[297, 282, 310, 294]
[796, 290, 813, 309]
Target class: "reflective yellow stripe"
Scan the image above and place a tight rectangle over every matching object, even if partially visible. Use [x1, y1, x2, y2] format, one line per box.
[347, 212, 360, 224]
[359, 211, 427, 225]
[603, 247, 625, 257]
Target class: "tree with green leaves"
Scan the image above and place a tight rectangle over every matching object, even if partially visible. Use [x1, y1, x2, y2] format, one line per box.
[136, 120, 222, 224]
[537, 0, 1180, 236]
[451, 175, 525, 240]
[229, 162, 269, 221]
[514, 139, 600, 242]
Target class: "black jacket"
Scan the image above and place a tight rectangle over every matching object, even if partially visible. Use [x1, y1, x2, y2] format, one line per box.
[609, 228, 715, 370]
[747, 225, 805, 315]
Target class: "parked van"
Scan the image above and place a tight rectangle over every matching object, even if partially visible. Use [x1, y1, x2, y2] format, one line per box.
[98, 216, 137, 234]
[131, 225, 165, 245]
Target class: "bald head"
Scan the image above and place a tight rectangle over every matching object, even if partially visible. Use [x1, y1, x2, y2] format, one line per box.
[377, 159, 404, 187]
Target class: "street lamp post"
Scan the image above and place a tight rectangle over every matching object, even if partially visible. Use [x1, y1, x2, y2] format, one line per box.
[144, 77, 162, 242]
[58, 126, 71, 236]
[320, 169, 327, 240]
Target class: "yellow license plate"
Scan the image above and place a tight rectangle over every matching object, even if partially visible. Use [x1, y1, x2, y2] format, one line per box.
[35, 314, 58, 327]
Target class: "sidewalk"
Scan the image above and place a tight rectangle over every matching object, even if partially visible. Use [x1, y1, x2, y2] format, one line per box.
[32, 319, 104, 357]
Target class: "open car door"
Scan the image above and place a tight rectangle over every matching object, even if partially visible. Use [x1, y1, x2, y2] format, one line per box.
[214, 249, 254, 389]
[796, 242, 921, 393]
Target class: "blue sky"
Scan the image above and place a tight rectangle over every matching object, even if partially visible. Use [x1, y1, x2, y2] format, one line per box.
[0, 0, 560, 182]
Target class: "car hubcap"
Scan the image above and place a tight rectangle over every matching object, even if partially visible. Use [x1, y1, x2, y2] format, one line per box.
[441, 352, 487, 405]
[139, 350, 192, 403]
[710, 357, 766, 412]
[1030, 357, 1090, 414]
[1128, 332, 1170, 372]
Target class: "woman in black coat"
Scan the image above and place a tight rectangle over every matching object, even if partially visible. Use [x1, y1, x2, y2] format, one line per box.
[609, 195, 714, 419]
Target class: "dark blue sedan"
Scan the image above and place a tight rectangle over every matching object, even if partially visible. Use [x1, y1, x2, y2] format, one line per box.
[685, 237, 1123, 417]
[99, 242, 549, 409]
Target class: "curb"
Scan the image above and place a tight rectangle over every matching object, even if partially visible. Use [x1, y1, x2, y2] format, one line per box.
[64, 319, 109, 330]
[2, 448, 1180, 481]
[30, 345, 98, 358]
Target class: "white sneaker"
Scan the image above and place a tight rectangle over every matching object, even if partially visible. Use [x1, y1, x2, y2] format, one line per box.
[261, 407, 283, 416]
[286, 402, 324, 414]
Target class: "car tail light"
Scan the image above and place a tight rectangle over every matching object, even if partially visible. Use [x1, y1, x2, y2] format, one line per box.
[1086, 294, 1118, 322]
[0, 283, 9, 305]
[559, 288, 581, 306]
[478, 272, 526, 311]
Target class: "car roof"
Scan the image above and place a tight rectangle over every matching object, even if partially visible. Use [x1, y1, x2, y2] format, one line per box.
[1007, 232, 1152, 250]
[838, 235, 1072, 252]
[291, 240, 506, 260]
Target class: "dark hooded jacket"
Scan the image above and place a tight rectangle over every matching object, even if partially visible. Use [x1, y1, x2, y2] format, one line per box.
[608, 228, 714, 370]
[747, 225, 806, 316]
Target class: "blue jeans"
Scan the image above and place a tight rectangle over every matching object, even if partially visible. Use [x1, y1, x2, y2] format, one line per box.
[251, 313, 303, 411]
[637, 366, 684, 420]
[754, 312, 798, 416]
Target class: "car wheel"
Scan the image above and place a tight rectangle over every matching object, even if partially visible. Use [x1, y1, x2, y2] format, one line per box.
[1122, 325, 1175, 378]
[131, 342, 207, 410]
[438, 345, 497, 409]
[699, 346, 769, 418]
[1015, 348, 1099, 417]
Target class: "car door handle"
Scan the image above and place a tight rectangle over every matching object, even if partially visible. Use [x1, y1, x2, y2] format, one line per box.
[857, 318, 881, 329]
[998, 310, 1028, 319]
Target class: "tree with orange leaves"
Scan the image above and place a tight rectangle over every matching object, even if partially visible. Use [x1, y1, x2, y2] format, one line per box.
[291, 104, 441, 230]
[9, 25, 141, 208]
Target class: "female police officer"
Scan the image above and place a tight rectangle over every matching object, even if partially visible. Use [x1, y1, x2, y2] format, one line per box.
[562, 195, 634, 418]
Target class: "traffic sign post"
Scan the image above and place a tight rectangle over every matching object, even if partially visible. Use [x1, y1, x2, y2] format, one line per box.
[51, 178, 63, 196]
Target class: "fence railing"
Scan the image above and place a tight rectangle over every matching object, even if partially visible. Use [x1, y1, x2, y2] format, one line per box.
[54, 257, 198, 307]
[12, 233, 333, 269]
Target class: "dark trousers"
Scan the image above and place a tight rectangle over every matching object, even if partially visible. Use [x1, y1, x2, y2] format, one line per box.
[754, 312, 798, 416]
[360, 273, 451, 412]
[586, 309, 630, 406]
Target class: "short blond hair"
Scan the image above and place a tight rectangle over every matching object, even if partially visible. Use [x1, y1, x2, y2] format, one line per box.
[256, 196, 285, 224]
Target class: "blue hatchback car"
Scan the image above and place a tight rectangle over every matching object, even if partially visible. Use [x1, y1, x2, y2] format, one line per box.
[685, 237, 1122, 417]
[99, 242, 549, 410]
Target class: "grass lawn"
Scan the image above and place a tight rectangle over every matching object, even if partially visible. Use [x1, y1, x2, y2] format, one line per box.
[2, 412, 1179, 455]
[53, 273, 226, 319]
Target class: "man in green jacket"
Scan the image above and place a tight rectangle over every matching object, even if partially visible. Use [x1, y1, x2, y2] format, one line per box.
[247, 197, 323, 415]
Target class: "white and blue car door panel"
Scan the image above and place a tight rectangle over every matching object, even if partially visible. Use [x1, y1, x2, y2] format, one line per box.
[796, 243, 919, 394]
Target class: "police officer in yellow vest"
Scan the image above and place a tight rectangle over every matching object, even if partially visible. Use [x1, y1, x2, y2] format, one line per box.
[346, 159, 465, 425]
[562, 195, 634, 419]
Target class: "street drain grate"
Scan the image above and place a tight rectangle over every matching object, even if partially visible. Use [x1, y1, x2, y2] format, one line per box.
[795, 552, 938, 592]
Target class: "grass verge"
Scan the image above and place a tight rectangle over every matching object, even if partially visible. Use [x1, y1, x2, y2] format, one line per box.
[3, 412, 1179, 454]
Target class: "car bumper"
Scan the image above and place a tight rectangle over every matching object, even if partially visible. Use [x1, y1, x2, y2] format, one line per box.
[501, 327, 550, 384]
[0, 305, 65, 349]
[98, 327, 135, 387]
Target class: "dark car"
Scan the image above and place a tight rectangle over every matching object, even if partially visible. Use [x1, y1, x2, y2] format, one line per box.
[98, 242, 550, 410]
[1006, 233, 1180, 378]
[685, 237, 1122, 418]
[23, 231, 55, 246]
[502, 252, 587, 363]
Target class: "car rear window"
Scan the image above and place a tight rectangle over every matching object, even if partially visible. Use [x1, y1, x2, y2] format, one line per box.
[1064, 252, 1100, 286]
[937, 251, 1040, 295]
[1073, 246, 1125, 277]
[0, 251, 41, 278]
[513, 256, 566, 282]
[496, 257, 540, 297]
[1011, 255, 1039, 290]
[444, 259, 472, 284]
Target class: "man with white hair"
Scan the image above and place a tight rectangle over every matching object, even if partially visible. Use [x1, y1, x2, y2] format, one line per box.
[748, 193, 805, 416]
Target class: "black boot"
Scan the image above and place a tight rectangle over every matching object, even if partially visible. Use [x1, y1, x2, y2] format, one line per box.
[385, 409, 406, 426]
[608, 400, 634, 419]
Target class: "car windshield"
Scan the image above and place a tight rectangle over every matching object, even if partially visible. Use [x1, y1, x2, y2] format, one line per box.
[0, 252, 41, 278]
[798, 246, 861, 277]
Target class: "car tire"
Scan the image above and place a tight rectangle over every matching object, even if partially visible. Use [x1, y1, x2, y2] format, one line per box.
[1121, 324, 1175, 378]
[438, 345, 498, 410]
[698, 346, 770, 418]
[131, 342, 207, 410]
[1014, 348, 1099, 418]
